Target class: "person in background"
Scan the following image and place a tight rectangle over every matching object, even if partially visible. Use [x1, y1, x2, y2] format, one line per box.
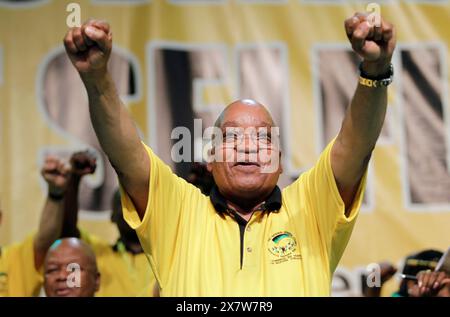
[361, 261, 397, 297]
[409, 269, 450, 297]
[185, 162, 215, 195]
[0, 156, 71, 296]
[363, 249, 445, 297]
[397, 249, 448, 297]
[44, 237, 100, 297]
[59, 151, 156, 296]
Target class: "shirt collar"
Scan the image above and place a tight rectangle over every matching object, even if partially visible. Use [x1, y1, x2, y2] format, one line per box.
[209, 185, 282, 215]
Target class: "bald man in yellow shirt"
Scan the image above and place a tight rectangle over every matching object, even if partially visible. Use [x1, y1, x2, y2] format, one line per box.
[59, 151, 156, 297]
[64, 13, 396, 296]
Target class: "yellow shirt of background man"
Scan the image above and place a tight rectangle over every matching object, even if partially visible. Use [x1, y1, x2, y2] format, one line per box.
[0, 234, 43, 297]
[80, 230, 156, 297]
[122, 140, 367, 296]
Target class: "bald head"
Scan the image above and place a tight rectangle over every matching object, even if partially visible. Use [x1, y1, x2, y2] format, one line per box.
[44, 238, 100, 297]
[214, 99, 276, 129]
[46, 238, 97, 267]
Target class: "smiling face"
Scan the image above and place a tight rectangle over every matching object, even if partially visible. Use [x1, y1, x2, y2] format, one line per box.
[207, 100, 282, 209]
[44, 238, 100, 297]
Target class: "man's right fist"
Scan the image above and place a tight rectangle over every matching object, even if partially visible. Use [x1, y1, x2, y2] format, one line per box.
[63, 19, 112, 75]
[41, 156, 71, 196]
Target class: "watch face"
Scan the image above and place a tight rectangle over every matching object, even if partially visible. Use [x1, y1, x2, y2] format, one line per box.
[380, 77, 393, 87]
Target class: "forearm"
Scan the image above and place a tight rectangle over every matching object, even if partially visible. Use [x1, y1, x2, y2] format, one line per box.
[60, 176, 81, 238]
[332, 62, 390, 209]
[81, 71, 149, 217]
[34, 195, 65, 269]
[82, 72, 147, 174]
[338, 82, 387, 157]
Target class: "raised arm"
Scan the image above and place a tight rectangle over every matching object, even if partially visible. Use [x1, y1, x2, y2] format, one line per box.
[331, 13, 396, 213]
[34, 156, 70, 270]
[60, 151, 97, 238]
[63, 20, 149, 218]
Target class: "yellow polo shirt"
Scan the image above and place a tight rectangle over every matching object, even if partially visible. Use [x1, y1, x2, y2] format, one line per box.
[122, 140, 366, 296]
[80, 230, 156, 297]
[0, 234, 43, 297]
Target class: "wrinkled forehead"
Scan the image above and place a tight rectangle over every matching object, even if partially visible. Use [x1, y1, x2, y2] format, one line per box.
[46, 239, 95, 267]
[46, 246, 84, 264]
[218, 103, 275, 129]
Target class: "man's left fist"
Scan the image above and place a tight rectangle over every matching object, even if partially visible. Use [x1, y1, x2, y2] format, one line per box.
[345, 12, 396, 76]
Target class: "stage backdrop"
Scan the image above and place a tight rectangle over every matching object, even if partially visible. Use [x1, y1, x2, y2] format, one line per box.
[0, 0, 449, 296]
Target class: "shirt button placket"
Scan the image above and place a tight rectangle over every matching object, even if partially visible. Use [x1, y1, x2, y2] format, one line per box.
[243, 223, 256, 268]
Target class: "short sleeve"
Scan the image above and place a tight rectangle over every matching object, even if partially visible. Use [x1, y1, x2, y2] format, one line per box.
[120, 143, 206, 288]
[286, 138, 367, 273]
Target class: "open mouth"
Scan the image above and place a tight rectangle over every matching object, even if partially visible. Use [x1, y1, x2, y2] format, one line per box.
[233, 161, 260, 167]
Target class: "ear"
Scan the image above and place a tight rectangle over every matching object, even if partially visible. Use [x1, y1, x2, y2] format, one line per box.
[279, 151, 283, 174]
[95, 272, 101, 292]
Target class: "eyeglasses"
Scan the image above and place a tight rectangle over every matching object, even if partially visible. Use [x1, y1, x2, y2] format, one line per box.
[218, 127, 279, 149]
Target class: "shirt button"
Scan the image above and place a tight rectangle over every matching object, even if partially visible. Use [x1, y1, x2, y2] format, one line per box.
[246, 226, 251, 232]
[247, 247, 252, 253]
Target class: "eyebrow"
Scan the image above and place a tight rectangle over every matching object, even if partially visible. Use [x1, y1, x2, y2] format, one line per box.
[45, 262, 59, 266]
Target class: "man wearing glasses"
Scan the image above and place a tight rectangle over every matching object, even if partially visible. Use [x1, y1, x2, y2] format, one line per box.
[62, 12, 396, 296]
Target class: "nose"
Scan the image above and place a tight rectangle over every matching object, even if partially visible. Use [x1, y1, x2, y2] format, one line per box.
[56, 269, 68, 282]
[237, 134, 258, 153]
[235, 134, 259, 164]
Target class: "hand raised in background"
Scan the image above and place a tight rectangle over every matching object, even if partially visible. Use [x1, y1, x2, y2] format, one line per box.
[41, 156, 71, 196]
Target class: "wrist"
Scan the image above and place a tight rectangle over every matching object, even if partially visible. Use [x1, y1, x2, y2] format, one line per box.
[359, 61, 394, 88]
[48, 186, 66, 200]
[82, 71, 116, 99]
[48, 191, 65, 201]
[361, 60, 392, 78]
[80, 68, 109, 87]
[69, 173, 82, 183]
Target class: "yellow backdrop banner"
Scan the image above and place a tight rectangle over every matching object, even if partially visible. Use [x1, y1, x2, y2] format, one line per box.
[0, 0, 449, 296]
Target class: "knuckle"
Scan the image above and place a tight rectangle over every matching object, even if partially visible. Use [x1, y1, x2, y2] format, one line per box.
[63, 36, 72, 46]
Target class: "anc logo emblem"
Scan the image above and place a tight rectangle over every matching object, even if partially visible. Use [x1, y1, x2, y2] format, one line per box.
[268, 232, 298, 257]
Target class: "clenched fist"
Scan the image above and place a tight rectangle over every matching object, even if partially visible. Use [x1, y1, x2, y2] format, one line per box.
[63, 19, 112, 76]
[70, 151, 97, 177]
[41, 156, 71, 196]
[345, 13, 396, 76]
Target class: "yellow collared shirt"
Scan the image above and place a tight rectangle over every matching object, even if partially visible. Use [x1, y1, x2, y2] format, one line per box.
[0, 234, 43, 297]
[80, 231, 156, 297]
[122, 139, 366, 296]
